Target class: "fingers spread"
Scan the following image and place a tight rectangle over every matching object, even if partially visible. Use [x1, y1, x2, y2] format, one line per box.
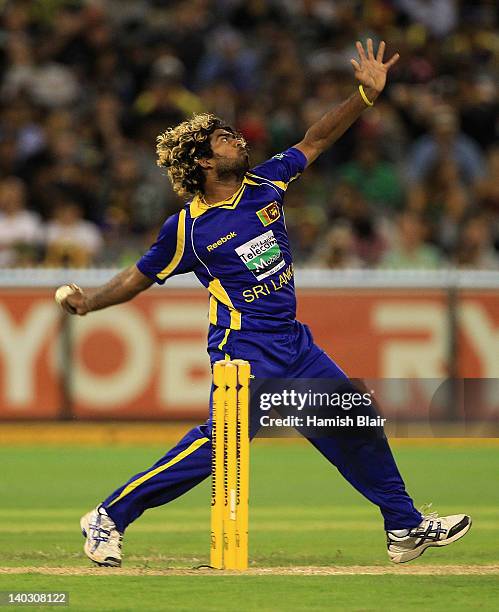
[356, 41, 366, 62]
[385, 52, 400, 69]
[350, 58, 361, 71]
[377, 40, 385, 62]
[367, 38, 374, 59]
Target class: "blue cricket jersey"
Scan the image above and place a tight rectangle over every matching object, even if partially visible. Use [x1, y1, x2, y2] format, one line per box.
[137, 147, 307, 332]
[109, 149, 423, 537]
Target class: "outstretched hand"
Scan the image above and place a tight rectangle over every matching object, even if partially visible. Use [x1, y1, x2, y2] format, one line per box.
[350, 39, 400, 94]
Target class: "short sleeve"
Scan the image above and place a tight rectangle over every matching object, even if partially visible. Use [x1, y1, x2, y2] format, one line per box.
[136, 209, 196, 285]
[247, 147, 307, 191]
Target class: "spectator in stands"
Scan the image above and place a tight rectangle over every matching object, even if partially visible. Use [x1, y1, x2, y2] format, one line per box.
[28, 125, 99, 222]
[454, 214, 499, 270]
[327, 182, 387, 266]
[195, 27, 259, 93]
[475, 146, 499, 216]
[336, 142, 403, 212]
[0, 176, 42, 266]
[94, 91, 127, 157]
[133, 52, 205, 141]
[289, 206, 327, 265]
[381, 211, 441, 269]
[44, 199, 103, 268]
[408, 158, 470, 256]
[406, 106, 484, 187]
[310, 222, 362, 270]
[99, 150, 169, 233]
[1, 32, 37, 101]
[395, 0, 457, 38]
[459, 76, 498, 151]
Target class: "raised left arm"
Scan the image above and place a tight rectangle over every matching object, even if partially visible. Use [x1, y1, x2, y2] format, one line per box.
[294, 39, 399, 166]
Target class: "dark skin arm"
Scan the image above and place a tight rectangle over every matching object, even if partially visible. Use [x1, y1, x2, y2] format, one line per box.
[60, 265, 154, 315]
[59, 40, 399, 316]
[294, 39, 400, 165]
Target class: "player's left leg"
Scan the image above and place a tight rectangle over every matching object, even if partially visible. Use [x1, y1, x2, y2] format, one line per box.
[290, 321, 471, 562]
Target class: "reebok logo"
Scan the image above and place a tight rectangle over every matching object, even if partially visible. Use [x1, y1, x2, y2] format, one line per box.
[207, 231, 237, 251]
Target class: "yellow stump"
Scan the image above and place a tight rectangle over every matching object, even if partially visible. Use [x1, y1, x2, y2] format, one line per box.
[210, 361, 225, 569]
[224, 363, 238, 569]
[210, 359, 250, 570]
[234, 359, 250, 570]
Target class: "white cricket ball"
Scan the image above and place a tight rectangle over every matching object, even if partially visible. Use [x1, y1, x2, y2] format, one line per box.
[54, 284, 77, 306]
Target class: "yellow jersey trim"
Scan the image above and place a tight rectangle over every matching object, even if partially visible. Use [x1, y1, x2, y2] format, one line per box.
[209, 295, 218, 325]
[218, 328, 231, 351]
[208, 278, 233, 307]
[230, 310, 242, 330]
[246, 171, 300, 192]
[107, 437, 210, 507]
[208, 279, 242, 330]
[157, 209, 186, 280]
[190, 184, 245, 218]
[189, 175, 261, 219]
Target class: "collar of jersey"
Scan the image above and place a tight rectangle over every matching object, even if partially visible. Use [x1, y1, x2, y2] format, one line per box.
[189, 175, 258, 218]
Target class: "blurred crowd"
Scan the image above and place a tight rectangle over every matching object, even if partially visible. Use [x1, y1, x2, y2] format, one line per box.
[0, 0, 497, 270]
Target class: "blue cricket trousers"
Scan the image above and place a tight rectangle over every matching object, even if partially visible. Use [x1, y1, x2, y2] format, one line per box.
[103, 321, 422, 532]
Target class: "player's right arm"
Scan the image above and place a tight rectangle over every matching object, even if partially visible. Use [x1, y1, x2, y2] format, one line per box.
[61, 209, 196, 316]
[61, 265, 153, 315]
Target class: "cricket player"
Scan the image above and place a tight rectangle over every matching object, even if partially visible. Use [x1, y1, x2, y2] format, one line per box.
[60, 40, 471, 566]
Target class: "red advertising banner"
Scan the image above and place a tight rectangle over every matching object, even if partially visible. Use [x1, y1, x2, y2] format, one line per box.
[0, 290, 63, 419]
[0, 288, 497, 420]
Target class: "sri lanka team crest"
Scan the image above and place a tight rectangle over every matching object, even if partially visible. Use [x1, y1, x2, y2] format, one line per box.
[256, 201, 280, 226]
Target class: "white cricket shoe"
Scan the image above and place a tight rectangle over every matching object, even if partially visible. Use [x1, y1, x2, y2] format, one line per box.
[80, 505, 123, 567]
[387, 509, 471, 563]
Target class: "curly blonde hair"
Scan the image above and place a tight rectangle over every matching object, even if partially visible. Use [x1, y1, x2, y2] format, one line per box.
[156, 113, 230, 198]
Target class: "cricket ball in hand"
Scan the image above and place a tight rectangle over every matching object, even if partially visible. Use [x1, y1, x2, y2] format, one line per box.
[54, 284, 79, 306]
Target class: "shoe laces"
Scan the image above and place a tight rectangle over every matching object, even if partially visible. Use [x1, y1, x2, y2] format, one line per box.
[419, 502, 438, 520]
[410, 503, 447, 541]
[88, 508, 122, 551]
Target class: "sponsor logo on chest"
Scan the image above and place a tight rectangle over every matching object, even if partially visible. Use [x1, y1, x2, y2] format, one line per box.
[235, 229, 286, 281]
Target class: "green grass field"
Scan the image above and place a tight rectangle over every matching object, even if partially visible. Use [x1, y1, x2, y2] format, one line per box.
[1, 433, 498, 611]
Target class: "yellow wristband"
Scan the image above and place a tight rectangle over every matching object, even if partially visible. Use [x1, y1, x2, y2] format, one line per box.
[359, 84, 374, 107]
